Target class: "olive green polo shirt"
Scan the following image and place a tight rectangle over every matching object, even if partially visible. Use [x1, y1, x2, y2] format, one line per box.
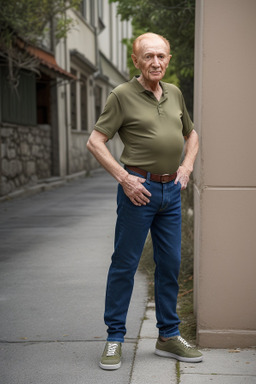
[94, 76, 194, 174]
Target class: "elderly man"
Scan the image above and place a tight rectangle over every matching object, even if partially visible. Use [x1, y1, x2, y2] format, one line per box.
[87, 32, 202, 370]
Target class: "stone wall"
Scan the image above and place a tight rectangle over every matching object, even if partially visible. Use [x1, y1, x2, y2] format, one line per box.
[0, 124, 52, 196]
[70, 132, 90, 174]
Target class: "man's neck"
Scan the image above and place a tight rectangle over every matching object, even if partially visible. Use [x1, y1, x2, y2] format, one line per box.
[137, 76, 162, 101]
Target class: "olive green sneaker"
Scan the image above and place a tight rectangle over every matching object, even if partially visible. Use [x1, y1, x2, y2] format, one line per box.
[155, 336, 203, 363]
[99, 342, 122, 370]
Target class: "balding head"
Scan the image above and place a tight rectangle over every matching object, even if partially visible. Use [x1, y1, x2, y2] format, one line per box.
[131, 32, 171, 87]
[132, 33, 170, 56]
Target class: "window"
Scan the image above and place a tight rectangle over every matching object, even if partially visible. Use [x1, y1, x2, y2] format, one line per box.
[80, 75, 88, 131]
[79, 0, 95, 26]
[36, 74, 51, 124]
[0, 67, 36, 125]
[98, 0, 103, 20]
[109, 3, 113, 61]
[95, 85, 102, 122]
[80, 0, 87, 18]
[70, 69, 89, 132]
[70, 69, 77, 130]
[90, 0, 95, 26]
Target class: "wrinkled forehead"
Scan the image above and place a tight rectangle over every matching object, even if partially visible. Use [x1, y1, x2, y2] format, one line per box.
[138, 37, 169, 55]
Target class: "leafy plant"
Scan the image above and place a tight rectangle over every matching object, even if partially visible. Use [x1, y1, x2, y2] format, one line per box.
[0, 0, 81, 86]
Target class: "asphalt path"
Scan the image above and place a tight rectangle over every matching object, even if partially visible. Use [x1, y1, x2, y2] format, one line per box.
[0, 170, 148, 384]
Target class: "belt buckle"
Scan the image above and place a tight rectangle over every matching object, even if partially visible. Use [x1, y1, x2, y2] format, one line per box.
[161, 174, 169, 183]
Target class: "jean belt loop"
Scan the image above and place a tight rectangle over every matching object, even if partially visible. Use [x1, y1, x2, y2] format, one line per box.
[146, 171, 151, 184]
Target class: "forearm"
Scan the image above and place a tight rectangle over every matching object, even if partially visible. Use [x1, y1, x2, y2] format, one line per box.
[175, 129, 199, 189]
[87, 130, 128, 184]
[181, 129, 199, 174]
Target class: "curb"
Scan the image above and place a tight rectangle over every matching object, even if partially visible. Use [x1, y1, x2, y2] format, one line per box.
[130, 302, 177, 384]
[0, 168, 103, 203]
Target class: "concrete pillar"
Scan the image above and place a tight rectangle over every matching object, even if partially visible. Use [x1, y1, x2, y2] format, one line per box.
[194, 0, 256, 348]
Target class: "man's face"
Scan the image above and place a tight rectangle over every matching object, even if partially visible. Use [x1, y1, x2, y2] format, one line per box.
[132, 36, 171, 83]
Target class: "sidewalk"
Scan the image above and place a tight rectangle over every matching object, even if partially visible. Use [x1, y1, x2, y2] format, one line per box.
[0, 169, 147, 384]
[131, 302, 256, 383]
[0, 169, 255, 384]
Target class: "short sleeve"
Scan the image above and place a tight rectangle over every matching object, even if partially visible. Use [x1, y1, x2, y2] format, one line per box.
[94, 92, 124, 139]
[181, 94, 194, 137]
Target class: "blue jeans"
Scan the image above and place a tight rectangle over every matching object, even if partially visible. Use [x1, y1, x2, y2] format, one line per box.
[105, 169, 182, 342]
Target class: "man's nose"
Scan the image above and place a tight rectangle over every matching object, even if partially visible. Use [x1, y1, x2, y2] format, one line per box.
[152, 56, 160, 66]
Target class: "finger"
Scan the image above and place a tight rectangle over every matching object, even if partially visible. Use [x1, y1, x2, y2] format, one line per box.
[174, 174, 181, 185]
[131, 197, 143, 206]
[137, 179, 152, 197]
[131, 192, 150, 206]
[137, 194, 150, 205]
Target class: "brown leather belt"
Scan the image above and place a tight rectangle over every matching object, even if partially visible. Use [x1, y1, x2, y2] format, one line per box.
[126, 166, 177, 183]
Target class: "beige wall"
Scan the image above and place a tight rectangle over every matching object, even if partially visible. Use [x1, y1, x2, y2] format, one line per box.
[194, 0, 256, 348]
[67, 9, 96, 66]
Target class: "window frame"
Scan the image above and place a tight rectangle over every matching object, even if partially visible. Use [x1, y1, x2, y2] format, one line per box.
[70, 66, 90, 132]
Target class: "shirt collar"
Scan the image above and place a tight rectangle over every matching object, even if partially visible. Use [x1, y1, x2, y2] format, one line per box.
[130, 76, 168, 97]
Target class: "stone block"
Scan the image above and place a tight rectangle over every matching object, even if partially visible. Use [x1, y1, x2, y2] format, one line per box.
[7, 147, 16, 160]
[0, 178, 12, 196]
[26, 161, 36, 176]
[17, 160, 22, 173]
[9, 160, 19, 178]
[32, 145, 40, 156]
[28, 133, 34, 144]
[2, 158, 10, 176]
[20, 127, 29, 134]
[13, 129, 19, 140]
[20, 142, 30, 156]
[13, 177, 20, 187]
[0, 127, 12, 138]
[30, 174, 38, 183]
[19, 174, 27, 185]
[9, 179, 15, 191]
[1, 143, 6, 158]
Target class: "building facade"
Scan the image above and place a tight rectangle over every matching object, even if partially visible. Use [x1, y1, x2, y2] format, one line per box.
[0, 0, 131, 197]
[54, 0, 131, 177]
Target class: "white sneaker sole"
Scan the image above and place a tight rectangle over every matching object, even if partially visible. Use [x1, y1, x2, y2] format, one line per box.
[99, 361, 121, 370]
[155, 348, 203, 363]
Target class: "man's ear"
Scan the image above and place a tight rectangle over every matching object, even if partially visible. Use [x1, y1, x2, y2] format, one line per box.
[131, 53, 139, 69]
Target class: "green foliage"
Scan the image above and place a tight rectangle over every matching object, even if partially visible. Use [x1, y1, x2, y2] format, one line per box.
[0, 0, 81, 86]
[0, 0, 81, 45]
[112, 0, 195, 114]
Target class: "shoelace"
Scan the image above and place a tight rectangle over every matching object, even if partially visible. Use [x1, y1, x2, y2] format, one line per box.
[177, 336, 193, 349]
[106, 343, 119, 356]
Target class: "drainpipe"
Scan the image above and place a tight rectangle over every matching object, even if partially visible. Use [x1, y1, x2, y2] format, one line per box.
[64, 12, 70, 175]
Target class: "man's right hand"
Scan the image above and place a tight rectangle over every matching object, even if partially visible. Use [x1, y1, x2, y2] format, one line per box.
[121, 174, 151, 206]
[87, 131, 151, 206]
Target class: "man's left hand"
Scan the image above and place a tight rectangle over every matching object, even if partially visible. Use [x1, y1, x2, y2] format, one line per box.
[174, 165, 191, 190]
